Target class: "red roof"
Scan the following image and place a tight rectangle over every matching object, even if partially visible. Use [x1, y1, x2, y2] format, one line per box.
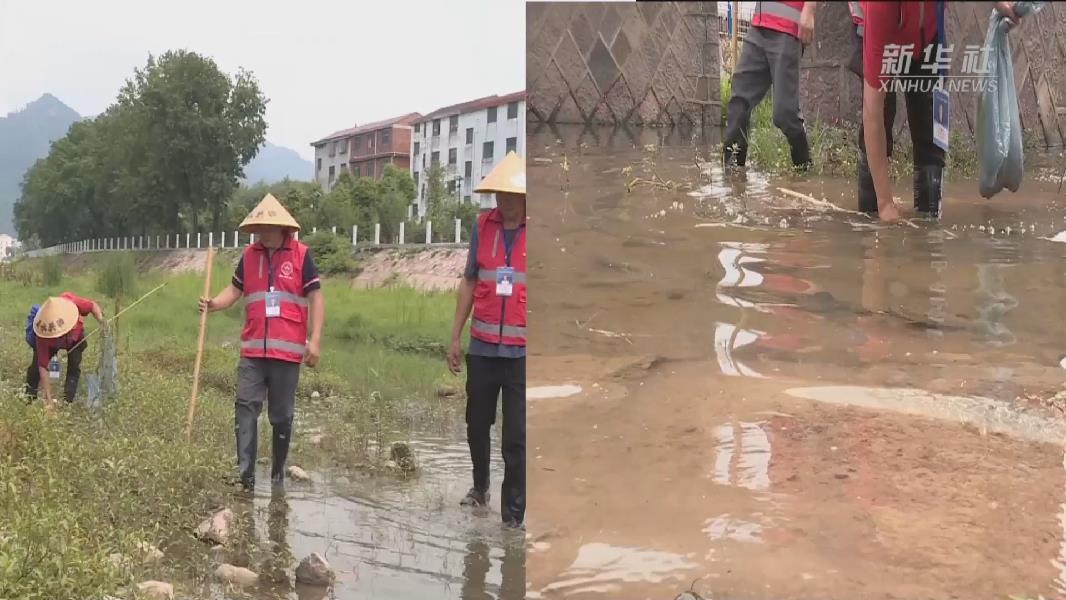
[311, 112, 422, 146]
[415, 91, 525, 123]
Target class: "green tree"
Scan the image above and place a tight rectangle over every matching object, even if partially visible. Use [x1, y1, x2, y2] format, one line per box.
[14, 50, 267, 245]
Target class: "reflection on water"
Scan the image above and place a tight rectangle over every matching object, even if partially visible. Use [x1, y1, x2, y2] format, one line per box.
[711, 421, 771, 492]
[541, 542, 697, 596]
[529, 124, 1066, 599]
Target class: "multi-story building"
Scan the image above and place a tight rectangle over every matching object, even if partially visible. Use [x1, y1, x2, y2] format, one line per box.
[409, 91, 525, 216]
[0, 234, 18, 260]
[310, 112, 421, 191]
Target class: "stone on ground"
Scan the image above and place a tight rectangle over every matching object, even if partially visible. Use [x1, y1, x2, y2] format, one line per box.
[195, 508, 234, 545]
[215, 563, 259, 586]
[287, 465, 311, 481]
[295, 552, 335, 586]
[136, 580, 174, 599]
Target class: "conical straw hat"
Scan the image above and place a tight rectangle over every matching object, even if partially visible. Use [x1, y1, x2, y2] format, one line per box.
[34, 296, 79, 339]
[238, 193, 301, 233]
[474, 152, 525, 195]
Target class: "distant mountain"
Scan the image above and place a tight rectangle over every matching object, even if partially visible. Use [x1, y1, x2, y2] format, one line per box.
[0, 94, 82, 236]
[243, 141, 313, 184]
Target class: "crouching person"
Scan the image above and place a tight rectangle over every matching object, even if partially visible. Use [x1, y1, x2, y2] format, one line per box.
[27, 292, 105, 407]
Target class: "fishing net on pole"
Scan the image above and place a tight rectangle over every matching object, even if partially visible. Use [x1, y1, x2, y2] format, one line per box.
[84, 326, 118, 412]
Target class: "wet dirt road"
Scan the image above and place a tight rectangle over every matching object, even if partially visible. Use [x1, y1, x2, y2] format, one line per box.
[181, 419, 524, 600]
[526, 124, 1066, 600]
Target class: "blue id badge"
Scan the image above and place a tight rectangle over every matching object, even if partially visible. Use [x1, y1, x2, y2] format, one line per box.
[48, 356, 60, 380]
[496, 267, 514, 297]
[265, 288, 281, 318]
[933, 88, 949, 151]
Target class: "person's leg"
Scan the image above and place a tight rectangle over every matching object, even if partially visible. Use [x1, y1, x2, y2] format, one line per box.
[464, 354, 501, 505]
[265, 359, 301, 489]
[904, 43, 947, 217]
[855, 23, 898, 213]
[25, 346, 40, 402]
[724, 29, 773, 167]
[766, 30, 811, 169]
[235, 357, 267, 490]
[63, 341, 85, 403]
[500, 356, 526, 526]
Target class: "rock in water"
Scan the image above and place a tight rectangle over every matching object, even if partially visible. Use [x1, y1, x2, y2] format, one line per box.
[286, 465, 311, 481]
[195, 508, 234, 545]
[136, 581, 174, 599]
[215, 563, 259, 586]
[389, 441, 418, 473]
[295, 552, 335, 586]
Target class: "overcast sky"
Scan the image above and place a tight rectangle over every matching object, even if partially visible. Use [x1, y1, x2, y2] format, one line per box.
[0, 0, 525, 161]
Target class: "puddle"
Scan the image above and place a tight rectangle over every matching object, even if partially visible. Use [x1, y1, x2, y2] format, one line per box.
[541, 543, 697, 596]
[528, 124, 1066, 600]
[528, 385, 583, 400]
[186, 421, 524, 600]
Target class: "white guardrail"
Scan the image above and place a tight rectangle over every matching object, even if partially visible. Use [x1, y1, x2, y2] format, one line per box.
[18, 219, 467, 259]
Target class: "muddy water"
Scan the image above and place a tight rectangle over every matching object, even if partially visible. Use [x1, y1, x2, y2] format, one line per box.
[527, 124, 1066, 599]
[186, 420, 524, 600]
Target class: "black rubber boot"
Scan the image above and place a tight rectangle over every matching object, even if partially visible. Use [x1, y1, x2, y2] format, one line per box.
[913, 165, 944, 219]
[235, 411, 258, 491]
[723, 142, 747, 168]
[270, 419, 293, 490]
[789, 133, 813, 172]
[857, 153, 879, 214]
[460, 487, 490, 507]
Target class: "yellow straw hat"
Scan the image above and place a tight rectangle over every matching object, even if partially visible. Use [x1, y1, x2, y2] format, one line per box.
[238, 193, 301, 233]
[34, 296, 80, 339]
[474, 151, 525, 195]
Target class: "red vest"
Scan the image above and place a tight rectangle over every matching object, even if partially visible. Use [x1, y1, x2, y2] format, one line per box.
[470, 209, 526, 347]
[240, 237, 309, 363]
[751, 1, 804, 39]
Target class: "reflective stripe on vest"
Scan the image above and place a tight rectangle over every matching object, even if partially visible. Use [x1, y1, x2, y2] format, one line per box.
[848, 0, 863, 20]
[477, 269, 528, 284]
[245, 290, 309, 306]
[241, 338, 306, 357]
[755, 1, 801, 22]
[751, 1, 803, 38]
[471, 318, 526, 339]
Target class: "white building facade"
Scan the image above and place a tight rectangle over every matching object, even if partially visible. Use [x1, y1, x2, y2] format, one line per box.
[0, 234, 18, 260]
[409, 91, 525, 216]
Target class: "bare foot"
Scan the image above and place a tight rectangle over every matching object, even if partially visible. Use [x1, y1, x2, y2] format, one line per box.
[878, 202, 902, 223]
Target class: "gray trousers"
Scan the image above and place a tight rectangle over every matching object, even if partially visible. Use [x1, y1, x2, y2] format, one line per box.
[235, 356, 301, 487]
[723, 26, 809, 164]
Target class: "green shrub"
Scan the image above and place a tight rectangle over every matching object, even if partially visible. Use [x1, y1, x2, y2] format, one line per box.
[95, 252, 138, 300]
[304, 230, 357, 275]
[41, 256, 62, 286]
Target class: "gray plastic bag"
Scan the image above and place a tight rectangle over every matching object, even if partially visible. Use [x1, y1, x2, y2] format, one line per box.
[976, 1, 1046, 198]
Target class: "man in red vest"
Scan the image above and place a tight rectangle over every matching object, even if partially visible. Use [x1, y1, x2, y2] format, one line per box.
[447, 151, 526, 529]
[27, 293, 105, 408]
[862, 1, 1021, 221]
[199, 193, 324, 492]
[723, 1, 816, 170]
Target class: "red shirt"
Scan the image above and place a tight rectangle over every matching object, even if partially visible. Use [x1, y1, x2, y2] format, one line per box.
[35, 292, 94, 367]
[862, 0, 939, 88]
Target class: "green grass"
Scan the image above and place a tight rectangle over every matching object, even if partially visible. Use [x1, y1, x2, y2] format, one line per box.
[0, 251, 460, 597]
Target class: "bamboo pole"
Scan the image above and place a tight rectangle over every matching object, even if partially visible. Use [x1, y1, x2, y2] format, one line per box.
[732, 0, 739, 72]
[184, 247, 215, 440]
